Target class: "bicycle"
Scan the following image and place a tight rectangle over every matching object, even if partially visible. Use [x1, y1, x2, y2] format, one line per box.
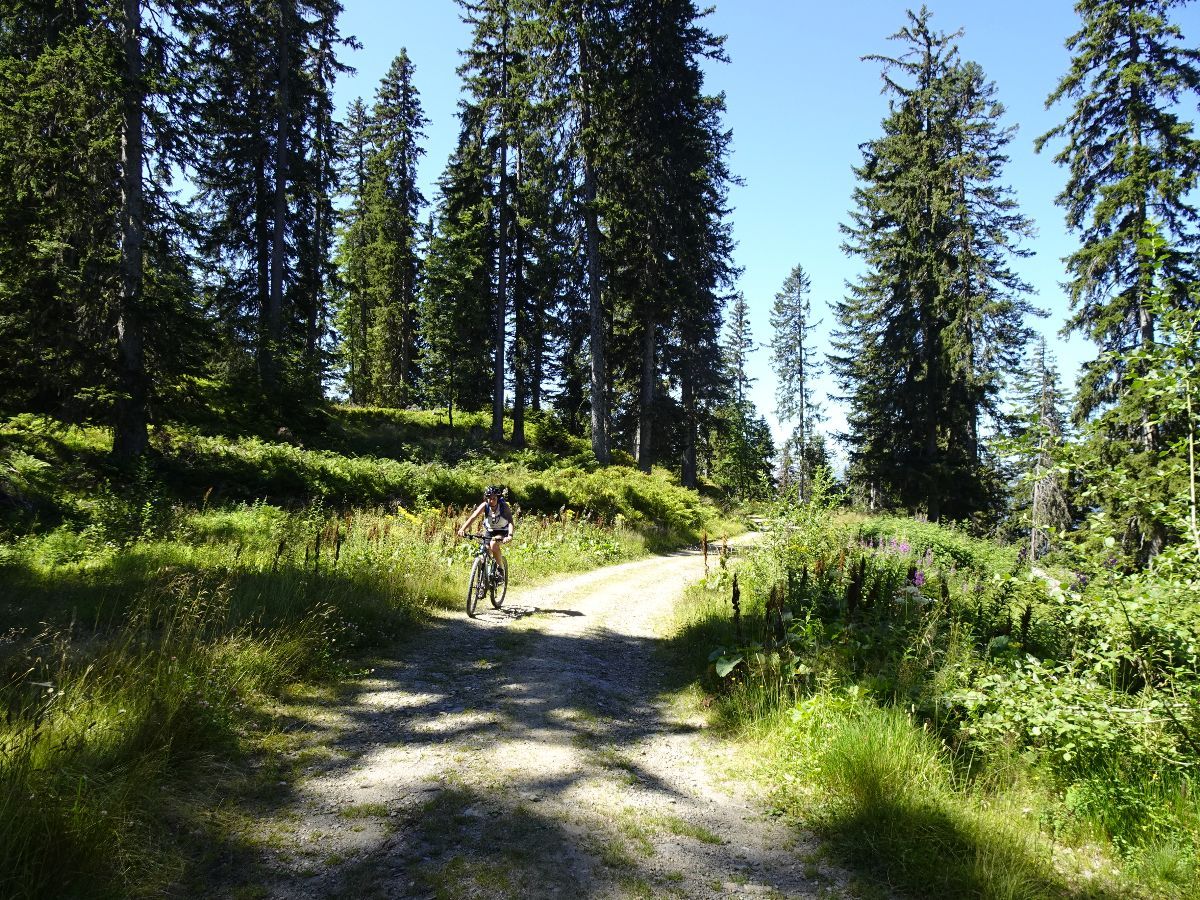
[463, 533, 508, 617]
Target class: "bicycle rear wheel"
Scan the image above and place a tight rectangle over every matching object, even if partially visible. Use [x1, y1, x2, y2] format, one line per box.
[490, 559, 508, 609]
[467, 556, 486, 617]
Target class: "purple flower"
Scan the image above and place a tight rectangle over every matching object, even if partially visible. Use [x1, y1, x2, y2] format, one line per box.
[912, 569, 925, 587]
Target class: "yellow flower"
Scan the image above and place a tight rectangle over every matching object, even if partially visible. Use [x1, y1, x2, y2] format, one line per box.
[394, 505, 421, 525]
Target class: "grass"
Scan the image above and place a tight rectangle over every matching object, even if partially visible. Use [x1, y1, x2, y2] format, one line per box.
[0, 408, 728, 899]
[663, 512, 1200, 900]
[656, 814, 724, 845]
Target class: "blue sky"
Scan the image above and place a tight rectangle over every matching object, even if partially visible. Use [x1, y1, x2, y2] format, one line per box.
[332, 1, 1200, 456]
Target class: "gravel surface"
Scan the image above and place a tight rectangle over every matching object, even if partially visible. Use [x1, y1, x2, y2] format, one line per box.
[216, 547, 852, 899]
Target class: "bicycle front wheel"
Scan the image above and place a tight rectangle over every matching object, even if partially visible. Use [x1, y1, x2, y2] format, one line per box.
[490, 559, 508, 609]
[467, 556, 486, 617]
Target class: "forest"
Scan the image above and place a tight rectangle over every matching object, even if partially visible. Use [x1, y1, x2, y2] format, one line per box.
[1, 0, 1198, 897]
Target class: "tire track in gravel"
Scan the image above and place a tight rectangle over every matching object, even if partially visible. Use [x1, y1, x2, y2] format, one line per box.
[213, 547, 851, 899]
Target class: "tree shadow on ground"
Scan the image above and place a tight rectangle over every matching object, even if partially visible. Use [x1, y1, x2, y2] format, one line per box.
[817, 798, 1129, 900]
[168, 597, 831, 898]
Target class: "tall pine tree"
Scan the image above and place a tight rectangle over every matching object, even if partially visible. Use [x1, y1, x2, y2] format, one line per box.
[1037, 0, 1200, 556]
[360, 50, 427, 406]
[832, 7, 1036, 520]
[770, 263, 824, 500]
[184, 0, 351, 413]
[0, 1, 199, 456]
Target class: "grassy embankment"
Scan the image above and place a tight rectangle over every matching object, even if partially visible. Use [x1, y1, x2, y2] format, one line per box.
[670, 479, 1199, 900]
[0, 407, 733, 899]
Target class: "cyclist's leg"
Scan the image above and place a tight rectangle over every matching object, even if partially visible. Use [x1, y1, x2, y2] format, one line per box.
[489, 535, 506, 580]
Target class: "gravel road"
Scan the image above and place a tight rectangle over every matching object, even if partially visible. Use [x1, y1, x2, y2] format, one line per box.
[215, 547, 850, 899]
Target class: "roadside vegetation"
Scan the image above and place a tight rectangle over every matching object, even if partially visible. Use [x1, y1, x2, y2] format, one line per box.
[672, 472, 1199, 900]
[0, 409, 731, 899]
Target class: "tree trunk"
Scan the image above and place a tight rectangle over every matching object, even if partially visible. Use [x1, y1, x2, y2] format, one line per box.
[255, 133, 271, 386]
[511, 146, 526, 448]
[579, 18, 609, 465]
[113, 0, 147, 462]
[635, 314, 655, 472]
[531, 284, 544, 413]
[681, 369, 697, 488]
[491, 5, 510, 443]
[266, 0, 291, 398]
[306, 21, 332, 385]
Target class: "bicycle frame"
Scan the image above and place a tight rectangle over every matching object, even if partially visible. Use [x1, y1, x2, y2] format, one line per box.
[463, 532, 508, 616]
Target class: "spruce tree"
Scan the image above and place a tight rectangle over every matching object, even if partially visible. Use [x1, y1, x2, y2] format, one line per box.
[420, 111, 496, 421]
[1003, 337, 1072, 561]
[361, 50, 427, 407]
[1037, 0, 1200, 428]
[0, 4, 121, 420]
[713, 290, 774, 499]
[722, 292, 755, 406]
[832, 7, 1036, 520]
[605, 0, 737, 478]
[0, 1, 199, 454]
[770, 263, 824, 500]
[1037, 0, 1200, 556]
[184, 0, 351, 412]
[334, 97, 372, 403]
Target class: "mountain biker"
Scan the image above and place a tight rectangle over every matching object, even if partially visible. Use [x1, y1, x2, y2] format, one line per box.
[458, 485, 514, 582]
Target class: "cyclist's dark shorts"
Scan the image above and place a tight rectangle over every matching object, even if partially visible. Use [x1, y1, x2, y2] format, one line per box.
[487, 530, 509, 540]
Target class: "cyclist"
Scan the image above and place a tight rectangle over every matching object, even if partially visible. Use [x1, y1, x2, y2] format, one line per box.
[458, 485, 514, 582]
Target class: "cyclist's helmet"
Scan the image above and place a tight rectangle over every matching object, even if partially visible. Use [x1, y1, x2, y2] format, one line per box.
[484, 485, 504, 499]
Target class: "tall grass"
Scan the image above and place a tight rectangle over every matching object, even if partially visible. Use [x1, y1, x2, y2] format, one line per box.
[667, 492, 1199, 899]
[0, 503, 665, 897]
[0, 409, 727, 897]
[0, 573, 334, 898]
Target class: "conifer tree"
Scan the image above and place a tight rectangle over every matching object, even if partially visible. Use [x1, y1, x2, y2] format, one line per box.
[713, 289, 773, 499]
[832, 7, 1036, 520]
[1037, 0, 1200, 556]
[1037, 0, 1200, 431]
[770, 263, 824, 500]
[1003, 337, 1072, 561]
[710, 401, 775, 501]
[334, 97, 372, 402]
[0, 1, 198, 455]
[722, 292, 755, 406]
[436, 0, 524, 440]
[361, 50, 427, 406]
[605, 0, 737, 477]
[184, 0, 351, 411]
[420, 112, 496, 421]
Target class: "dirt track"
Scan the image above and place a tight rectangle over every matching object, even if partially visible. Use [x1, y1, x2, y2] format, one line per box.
[210, 548, 849, 899]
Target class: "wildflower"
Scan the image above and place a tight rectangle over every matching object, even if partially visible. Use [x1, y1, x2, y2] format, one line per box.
[913, 569, 925, 587]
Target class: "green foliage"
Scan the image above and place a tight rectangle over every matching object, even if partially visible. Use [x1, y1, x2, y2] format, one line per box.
[855, 515, 1018, 575]
[708, 401, 775, 502]
[674, 496, 1200, 889]
[0, 406, 721, 896]
[346, 49, 428, 407]
[772, 697, 1086, 900]
[0, 500, 663, 898]
[1038, 0, 1200, 424]
[833, 9, 1036, 521]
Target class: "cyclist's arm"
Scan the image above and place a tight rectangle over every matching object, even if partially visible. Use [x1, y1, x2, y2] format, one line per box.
[458, 503, 485, 536]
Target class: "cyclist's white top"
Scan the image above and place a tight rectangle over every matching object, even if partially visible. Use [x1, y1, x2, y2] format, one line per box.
[483, 500, 512, 532]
